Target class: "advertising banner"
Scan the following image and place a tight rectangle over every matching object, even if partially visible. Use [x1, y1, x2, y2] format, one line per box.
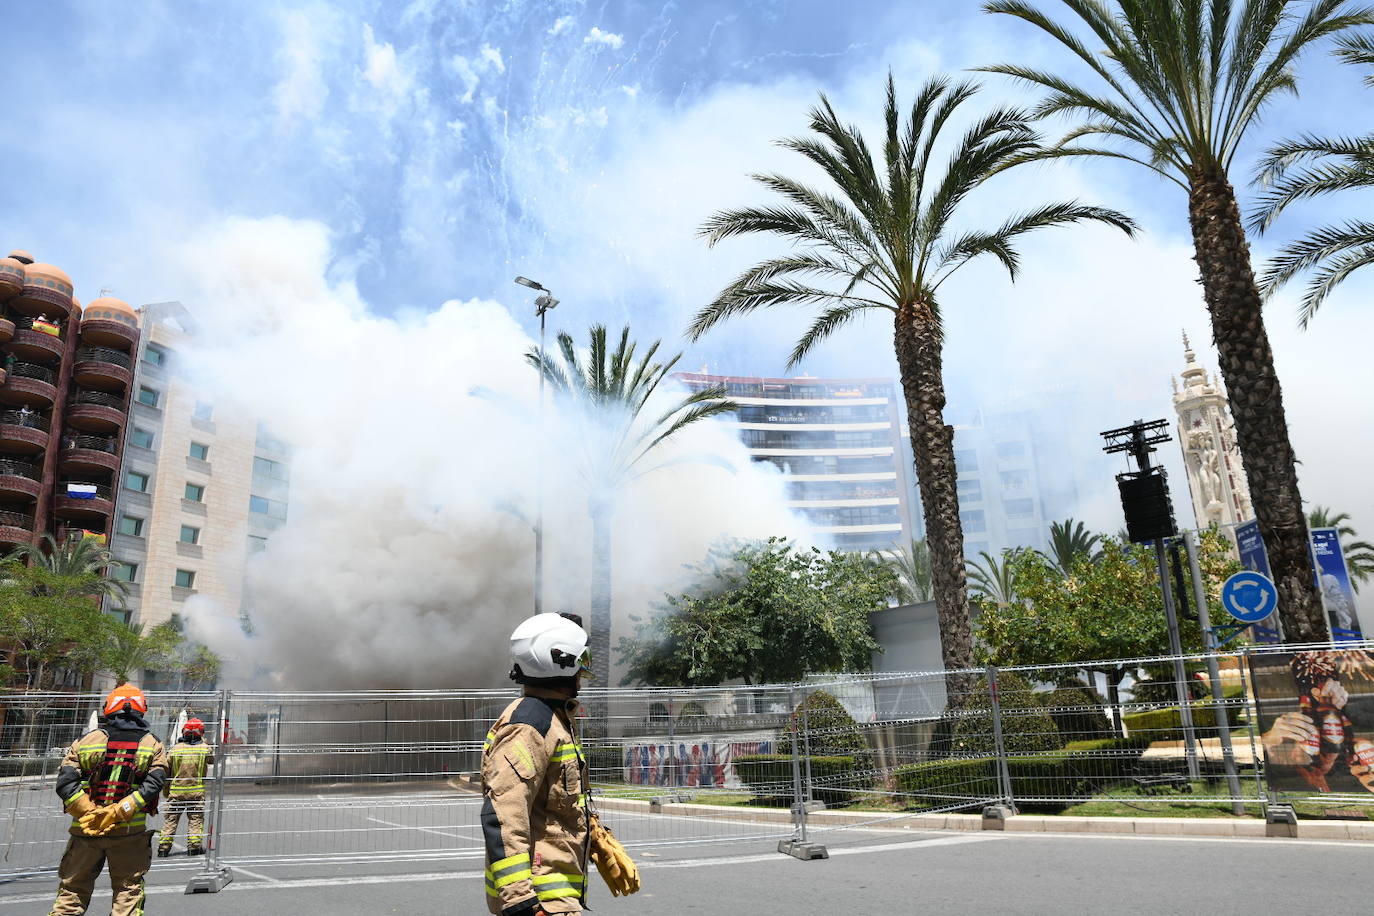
[1311, 527, 1365, 642]
[1248, 650, 1374, 796]
[1235, 520, 1281, 643]
[621, 735, 775, 790]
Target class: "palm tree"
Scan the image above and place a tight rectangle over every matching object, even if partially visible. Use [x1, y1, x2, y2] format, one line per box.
[100, 621, 180, 685]
[689, 75, 1133, 673]
[1045, 518, 1103, 574]
[1308, 505, 1374, 590]
[967, 548, 1026, 607]
[6, 533, 130, 605]
[981, 0, 1373, 643]
[1252, 35, 1374, 326]
[527, 325, 738, 689]
[873, 537, 934, 604]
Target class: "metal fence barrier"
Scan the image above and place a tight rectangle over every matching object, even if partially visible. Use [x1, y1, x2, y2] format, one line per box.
[3, 641, 1372, 890]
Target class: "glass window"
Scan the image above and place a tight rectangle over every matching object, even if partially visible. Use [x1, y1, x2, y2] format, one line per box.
[136, 386, 160, 407]
[249, 495, 288, 520]
[174, 569, 196, 589]
[143, 346, 166, 367]
[1004, 498, 1036, 520]
[955, 449, 979, 472]
[130, 427, 154, 450]
[193, 401, 214, 422]
[960, 509, 987, 534]
[184, 482, 205, 502]
[189, 442, 209, 461]
[252, 456, 288, 480]
[124, 471, 150, 493]
[957, 478, 983, 502]
[248, 534, 268, 554]
[996, 441, 1026, 460]
[1000, 469, 1030, 491]
[112, 563, 137, 583]
[179, 525, 200, 545]
[117, 515, 144, 537]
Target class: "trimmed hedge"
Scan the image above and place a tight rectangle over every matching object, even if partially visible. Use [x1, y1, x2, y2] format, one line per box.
[1040, 685, 1114, 742]
[733, 754, 860, 807]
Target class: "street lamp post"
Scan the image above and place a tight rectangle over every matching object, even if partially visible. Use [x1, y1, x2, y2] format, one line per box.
[515, 277, 559, 616]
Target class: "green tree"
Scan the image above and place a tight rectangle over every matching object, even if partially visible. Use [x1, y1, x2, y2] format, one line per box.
[872, 537, 933, 604]
[617, 538, 893, 686]
[1253, 35, 1374, 325]
[976, 532, 1239, 735]
[6, 534, 130, 605]
[99, 621, 181, 685]
[177, 643, 223, 691]
[1307, 505, 1374, 590]
[966, 548, 1026, 607]
[982, 0, 1374, 643]
[1045, 518, 1103, 574]
[0, 558, 110, 690]
[527, 325, 737, 688]
[690, 74, 1133, 675]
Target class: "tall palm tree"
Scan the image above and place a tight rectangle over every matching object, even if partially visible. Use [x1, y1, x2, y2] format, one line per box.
[872, 537, 934, 604]
[967, 548, 1027, 607]
[1045, 518, 1103, 574]
[982, 0, 1374, 643]
[689, 75, 1133, 674]
[6, 534, 130, 605]
[527, 325, 738, 689]
[1308, 505, 1374, 590]
[1252, 35, 1374, 326]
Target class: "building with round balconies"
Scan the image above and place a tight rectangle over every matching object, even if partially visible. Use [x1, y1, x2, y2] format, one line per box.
[0, 252, 139, 553]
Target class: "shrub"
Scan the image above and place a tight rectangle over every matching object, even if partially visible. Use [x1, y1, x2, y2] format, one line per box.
[1040, 685, 1113, 742]
[733, 754, 858, 807]
[952, 672, 1060, 755]
[778, 690, 872, 768]
[586, 745, 625, 783]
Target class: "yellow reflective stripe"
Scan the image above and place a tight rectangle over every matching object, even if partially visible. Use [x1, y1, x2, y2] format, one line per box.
[532, 872, 586, 900]
[532, 873, 585, 885]
[483, 730, 495, 750]
[493, 868, 532, 889]
[486, 852, 530, 873]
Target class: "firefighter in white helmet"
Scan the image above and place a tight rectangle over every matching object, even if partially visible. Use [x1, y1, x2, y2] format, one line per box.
[480, 613, 639, 915]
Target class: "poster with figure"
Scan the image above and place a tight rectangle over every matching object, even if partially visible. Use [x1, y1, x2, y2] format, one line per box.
[620, 736, 774, 788]
[1311, 527, 1365, 642]
[1249, 650, 1374, 796]
[1236, 520, 1281, 643]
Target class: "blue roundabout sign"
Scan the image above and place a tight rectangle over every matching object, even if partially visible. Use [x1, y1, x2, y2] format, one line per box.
[1220, 571, 1278, 624]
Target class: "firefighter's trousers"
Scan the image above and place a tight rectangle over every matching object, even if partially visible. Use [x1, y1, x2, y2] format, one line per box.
[158, 794, 206, 850]
[48, 832, 152, 916]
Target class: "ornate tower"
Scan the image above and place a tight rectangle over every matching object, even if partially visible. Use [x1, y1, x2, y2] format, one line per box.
[1172, 333, 1253, 528]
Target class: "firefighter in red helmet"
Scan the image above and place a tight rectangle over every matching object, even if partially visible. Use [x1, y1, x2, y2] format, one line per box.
[157, 717, 215, 857]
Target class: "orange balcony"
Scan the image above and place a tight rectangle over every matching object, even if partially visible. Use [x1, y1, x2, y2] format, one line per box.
[54, 481, 114, 520]
[73, 347, 132, 392]
[0, 408, 50, 455]
[8, 318, 66, 362]
[79, 317, 138, 350]
[65, 390, 126, 434]
[12, 263, 73, 320]
[0, 362, 58, 409]
[0, 458, 42, 499]
[59, 433, 119, 473]
[0, 317, 13, 344]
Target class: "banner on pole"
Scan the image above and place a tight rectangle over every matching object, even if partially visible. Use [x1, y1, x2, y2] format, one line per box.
[1310, 527, 1365, 642]
[1235, 520, 1281, 643]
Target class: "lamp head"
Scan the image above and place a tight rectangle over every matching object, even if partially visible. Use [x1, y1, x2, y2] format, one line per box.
[514, 276, 544, 291]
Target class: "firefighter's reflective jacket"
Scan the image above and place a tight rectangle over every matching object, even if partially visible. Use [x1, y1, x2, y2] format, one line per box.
[54, 727, 169, 837]
[481, 687, 589, 914]
[167, 737, 215, 796]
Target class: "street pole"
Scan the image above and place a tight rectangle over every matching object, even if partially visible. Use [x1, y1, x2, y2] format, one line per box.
[1184, 530, 1245, 814]
[1155, 539, 1200, 781]
[535, 304, 547, 616]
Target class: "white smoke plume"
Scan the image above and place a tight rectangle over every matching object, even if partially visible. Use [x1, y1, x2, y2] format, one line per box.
[161, 216, 809, 689]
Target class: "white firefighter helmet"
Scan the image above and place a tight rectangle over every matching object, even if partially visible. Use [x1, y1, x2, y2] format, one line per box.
[509, 613, 592, 680]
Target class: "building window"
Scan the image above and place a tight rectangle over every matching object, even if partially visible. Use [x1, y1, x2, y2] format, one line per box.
[125, 471, 150, 493]
[112, 563, 137, 583]
[117, 515, 144, 537]
[131, 427, 154, 450]
[248, 534, 268, 554]
[249, 495, 288, 520]
[960, 509, 987, 534]
[143, 345, 167, 367]
[252, 456, 288, 481]
[189, 442, 210, 461]
[1000, 469, 1030, 491]
[137, 386, 160, 408]
[193, 401, 214, 422]
[174, 569, 196, 589]
[996, 441, 1026, 460]
[957, 478, 983, 502]
[184, 482, 205, 502]
[1004, 498, 1036, 520]
[955, 449, 979, 472]
[179, 525, 200, 545]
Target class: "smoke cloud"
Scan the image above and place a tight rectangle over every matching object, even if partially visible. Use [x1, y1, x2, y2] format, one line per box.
[161, 216, 808, 689]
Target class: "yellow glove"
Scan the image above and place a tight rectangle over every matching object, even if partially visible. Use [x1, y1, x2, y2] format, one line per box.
[63, 793, 98, 821]
[588, 813, 640, 897]
[78, 792, 143, 836]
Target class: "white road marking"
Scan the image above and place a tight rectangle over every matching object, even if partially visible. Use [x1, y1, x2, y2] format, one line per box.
[365, 815, 483, 843]
[229, 866, 281, 884]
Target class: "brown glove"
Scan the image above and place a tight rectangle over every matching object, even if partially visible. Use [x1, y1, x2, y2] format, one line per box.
[588, 813, 640, 897]
[79, 791, 145, 836]
[63, 793, 98, 827]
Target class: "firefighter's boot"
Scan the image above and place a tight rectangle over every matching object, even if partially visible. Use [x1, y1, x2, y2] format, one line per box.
[156, 846, 170, 858]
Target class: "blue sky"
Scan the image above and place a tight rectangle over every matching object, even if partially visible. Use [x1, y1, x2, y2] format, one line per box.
[3, 0, 1373, 537]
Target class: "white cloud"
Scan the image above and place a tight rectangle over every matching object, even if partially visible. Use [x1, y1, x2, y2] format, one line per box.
[360, 23, 413, 113]
[583, 27, 624, 49]
[448, 43, 506, 104]
[549, 16, 574, 36]
[272, 7, 338, 120]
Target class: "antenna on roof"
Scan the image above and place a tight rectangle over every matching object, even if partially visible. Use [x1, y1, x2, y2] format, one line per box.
[99, 287, 114, 298]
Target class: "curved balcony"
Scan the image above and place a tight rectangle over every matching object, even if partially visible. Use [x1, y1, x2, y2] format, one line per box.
[13, 274, 73, 320]
[0, 361, 58, 409]
[80, 317, 139, 350]
[73, 347, 132, 392]
[0, 408, 50, 455]
[8, 318, 66, 362]
[65, 390, 126, 434]
[0, 317, 13, 344]
[58, 525, 108, 547]
[0, 457, 42, 499]
[0, 508, 35, 548]
[60, 433, 119, 473]
[0, 262, 23, 300]
[55, 481, 114, 520]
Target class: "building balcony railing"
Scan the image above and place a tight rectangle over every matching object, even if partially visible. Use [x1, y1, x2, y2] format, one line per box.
[0, 458, 41, 480]
[61, 433, 116, 453]
[13, 315, 64, 338]
[58, 525, 107, 545]
[55, 480, 115, 519]
[0, 408, 49, 431]
[7, 361, 55, 384]
[74, 347, 133, 371]
[64, 389, 126, 434]
[0, 317, 13, 344]
[58, 481, 112, 499]
[79, 316, 139, 349]
[69, 389, 122, 409]
[0, 508, 35, 529]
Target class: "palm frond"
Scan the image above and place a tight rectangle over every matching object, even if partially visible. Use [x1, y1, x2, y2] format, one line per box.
[786, 304, 880, 369]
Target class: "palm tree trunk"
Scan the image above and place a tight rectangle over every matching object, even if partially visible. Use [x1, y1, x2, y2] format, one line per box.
[588, 496, 613, 731]
[893, 306, 974, 695]
[1187, 171, 1326, 642]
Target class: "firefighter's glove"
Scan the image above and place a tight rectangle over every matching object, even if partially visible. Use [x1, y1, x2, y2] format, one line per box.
[501, 898, 548, 916]
[79, 792, 144, 836]
[589, 813, 641, 896]
[63, 793, 98, 822]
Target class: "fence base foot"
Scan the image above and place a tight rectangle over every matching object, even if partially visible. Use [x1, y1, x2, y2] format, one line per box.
[982, 804, 1016, 829]
[1265, 804, 1298, 838]
[185, 868, 233, 894]
[649, 794, 692, 811]
[777, 839, 828, 860]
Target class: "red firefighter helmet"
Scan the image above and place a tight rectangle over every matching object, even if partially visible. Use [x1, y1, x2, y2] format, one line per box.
[103, 684, 148, 718]
[182, 718, 205, 737]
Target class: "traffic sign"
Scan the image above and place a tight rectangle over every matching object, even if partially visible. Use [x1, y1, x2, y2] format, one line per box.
[1220, 571, 1278, 624]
